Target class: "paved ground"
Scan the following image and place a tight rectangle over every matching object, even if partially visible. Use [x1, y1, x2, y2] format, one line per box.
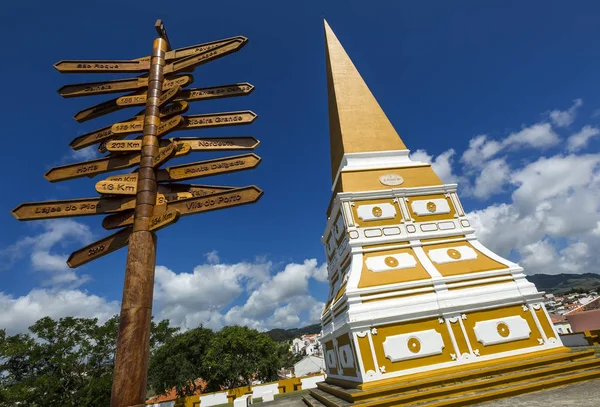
[473, 379, 600, 407]
[256, 379, 600, 406]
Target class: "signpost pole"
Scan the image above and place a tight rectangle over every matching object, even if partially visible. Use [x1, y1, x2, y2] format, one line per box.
[110, 31, 167, 407]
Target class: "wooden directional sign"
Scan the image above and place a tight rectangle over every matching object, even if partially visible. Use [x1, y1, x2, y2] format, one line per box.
[116, 83, 253, 107]
[164, 37, 248, 74]
[156, 192, 193, 205]
[102, 186, 261, 229]
[153, 142, 177, 168]
[149, 209, 180, 232]
[111, 115, 183, 137]
[178, 83, 254, 101]
[45, 152, 142, 182]
[11, 196, 137, 221]
[162, 153, 262, 181]
[58, 74, 193, 98]
[67, 227, 132, 268]
[104, 173, 141, 183]
[178, 137, 259, 151]
[73, 95, 127, 123]
[158, 85, 180, 106]
[180, 111, 257, 130]
[104, 139, 143, 153]
[55, 60, 151, 74]
[132, 36, 245, 63]
[103, 196, 187, 230]
[168, 185, 262, 216]
[96, 180, 137, 195]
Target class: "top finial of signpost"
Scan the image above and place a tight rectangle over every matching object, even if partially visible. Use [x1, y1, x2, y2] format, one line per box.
[155, 19, 172, 51]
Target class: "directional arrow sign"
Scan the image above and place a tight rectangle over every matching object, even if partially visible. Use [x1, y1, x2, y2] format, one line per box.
[57, 74, 193, 98]
[11, 196, 137, 221]
[164, 37, 248, 74]
[153, 142, 177, 168]
[70, 104, 188, 151]
[104, 139, 143, 153]
[177, 137, 260, 151]
[44, 153, 142, 182]
[116, 83, 254, 107]
[149, 209, 180, 232]
[105, 137, 258, 153]
[163, 153, 262, 182]
[102, 186, 262, 229]
[132, 36, 246, 63]
[169, 186, 263, 216]
[95, 180, 137, 195]
[54, 60, 150, 74]
[67, 227, 132, 268]
[111, 115, 183, 137]
[73, 95, 128, 122]
[178, 83, 254, 101]
[158, 85, 181, 106]
[180, 111, 257, 130]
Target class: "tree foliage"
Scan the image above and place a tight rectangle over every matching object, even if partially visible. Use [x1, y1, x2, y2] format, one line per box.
[203, 326, 281, 391]
[0, 315, 176, 407]
[148, 326, 214, 398]
[1, 316, 291, 405]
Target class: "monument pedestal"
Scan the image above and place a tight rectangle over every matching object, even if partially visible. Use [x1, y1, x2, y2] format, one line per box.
[316, 19, 600, 406]
[304, 348, 600, 406]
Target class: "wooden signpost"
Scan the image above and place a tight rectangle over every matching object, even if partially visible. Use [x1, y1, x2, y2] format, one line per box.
[12, 20, 262, 407]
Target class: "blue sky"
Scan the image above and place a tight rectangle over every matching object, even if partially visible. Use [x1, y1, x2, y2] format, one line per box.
[1, 0, 600, 333]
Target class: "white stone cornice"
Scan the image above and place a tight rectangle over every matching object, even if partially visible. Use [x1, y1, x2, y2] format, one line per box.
[331, 150, 429, 191]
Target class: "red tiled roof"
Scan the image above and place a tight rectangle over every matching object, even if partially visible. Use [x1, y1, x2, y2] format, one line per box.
[146, 379, 207, 404]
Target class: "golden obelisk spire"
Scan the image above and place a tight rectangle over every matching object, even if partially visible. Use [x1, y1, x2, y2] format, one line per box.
[325, 19, 407, 181]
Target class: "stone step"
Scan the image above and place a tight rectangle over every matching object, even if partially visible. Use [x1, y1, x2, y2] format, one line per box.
[408, 368, 600, 407]
[354, 357, 600, 407]
[303, 394, 329, 407]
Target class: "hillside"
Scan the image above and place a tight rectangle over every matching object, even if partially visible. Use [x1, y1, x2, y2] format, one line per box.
[265, 323, 321, 342]
[528, 273, 600, 294]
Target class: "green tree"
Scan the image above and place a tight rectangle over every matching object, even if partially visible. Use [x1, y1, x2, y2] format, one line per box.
[0, 315, 176, 407]
[148, 326, 214, 398]
[204, 326, 282, 391]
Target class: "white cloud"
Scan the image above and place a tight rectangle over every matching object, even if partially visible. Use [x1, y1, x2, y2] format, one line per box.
[549, 99, 583, 127]
[204, 250, 220, 264]
[461, 124, 559, 170]
[567, 125, 600, 152]
[472, 158, 510, 199]
[410, 148, 460, 184]
[64, 146, 100, 162]
[0, 288, 119, 335]
[468, 152, 600, 274]
[154, 258, 327, 331]
[0, 220, 94, 287]
[504, 123, 560, 149]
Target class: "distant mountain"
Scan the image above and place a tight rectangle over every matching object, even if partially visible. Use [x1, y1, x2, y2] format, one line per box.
[528, 273, 600, 295]
[265, 323, 321, 342]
